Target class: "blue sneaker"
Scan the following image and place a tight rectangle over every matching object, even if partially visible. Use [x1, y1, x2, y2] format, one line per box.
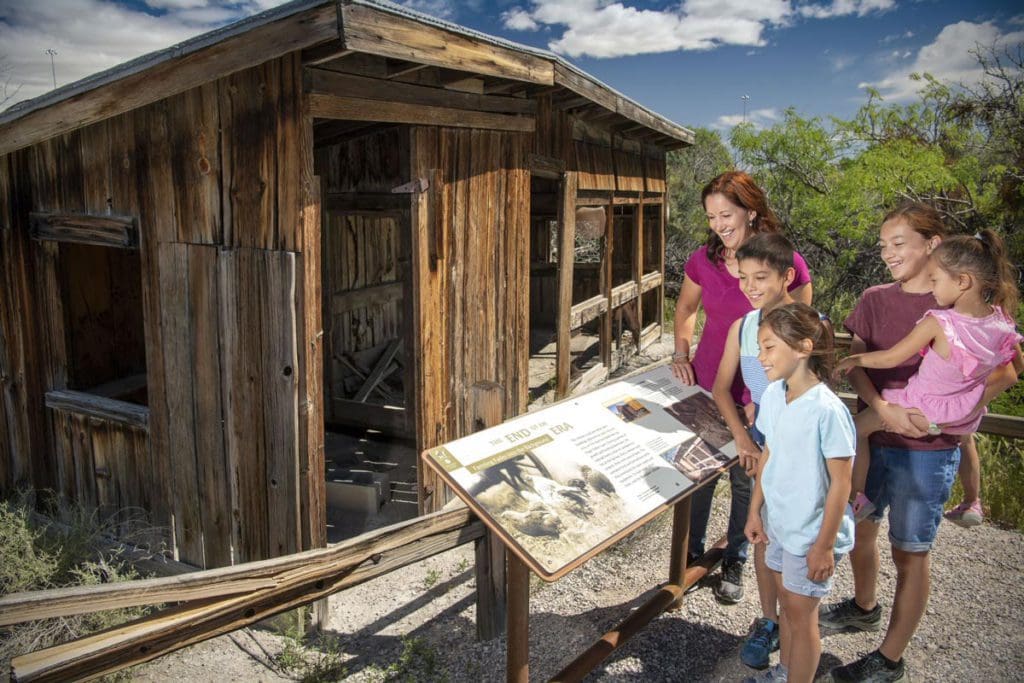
[740, 617, 780, 669]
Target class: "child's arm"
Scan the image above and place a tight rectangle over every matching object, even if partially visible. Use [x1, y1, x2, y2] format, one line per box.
[744, 446, 771, 545]
[806, 456, 853, 583]
[845, 335, 929, 438]
[837, 316, 942, 374]
[712, 319, 761, 474]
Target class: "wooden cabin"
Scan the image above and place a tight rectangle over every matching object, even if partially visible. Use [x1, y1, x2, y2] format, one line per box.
[0, 0, 692, 569]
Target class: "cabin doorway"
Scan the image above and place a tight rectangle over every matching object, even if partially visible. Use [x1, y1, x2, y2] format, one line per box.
[313, 122, 418, 540]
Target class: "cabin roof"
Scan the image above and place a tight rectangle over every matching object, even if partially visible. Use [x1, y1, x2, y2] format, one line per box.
[0, 0, 694, 155]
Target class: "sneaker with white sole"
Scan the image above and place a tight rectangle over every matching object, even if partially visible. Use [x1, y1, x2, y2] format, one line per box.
[714, 559, 744, 604]
[820, 650, 907, 682]
[818, 597, 883, 631]
[742, 662, 787, 682]
[944, 499, 983, 528]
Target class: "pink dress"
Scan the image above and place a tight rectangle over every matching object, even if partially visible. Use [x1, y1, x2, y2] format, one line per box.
[882, 307, 1022, 434]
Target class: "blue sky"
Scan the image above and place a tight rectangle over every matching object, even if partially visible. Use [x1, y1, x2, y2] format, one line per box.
[2, 0, 1022, 133]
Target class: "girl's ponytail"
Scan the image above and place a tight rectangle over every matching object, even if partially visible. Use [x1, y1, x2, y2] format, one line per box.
[935, 230, 1019, 315]
[977, 229, 1020, 315]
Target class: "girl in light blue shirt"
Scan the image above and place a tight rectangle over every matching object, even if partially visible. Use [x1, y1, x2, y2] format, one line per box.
[744, 304, 856, 683]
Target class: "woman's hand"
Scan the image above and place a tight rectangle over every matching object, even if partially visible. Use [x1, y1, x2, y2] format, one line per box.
[876, 401, 928, 438]
[806, 542, 835, 583]
[671, 355, 696, 385]
[735, 433, 762, 476]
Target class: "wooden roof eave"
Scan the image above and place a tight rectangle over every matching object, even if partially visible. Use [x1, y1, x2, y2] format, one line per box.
[0, 0, 693, 156]
[0, 0, 338, 157]
[338, 0, 693, 148]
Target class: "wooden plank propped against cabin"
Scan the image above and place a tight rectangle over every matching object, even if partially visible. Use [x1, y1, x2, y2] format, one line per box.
[306, 69, 536, 116]
[340, 3, 554, 85]
[308, 94, 535, 132]
[353, 338, 402, 402]
[0, 4, 338, 156]
[29, 211, 138, 249]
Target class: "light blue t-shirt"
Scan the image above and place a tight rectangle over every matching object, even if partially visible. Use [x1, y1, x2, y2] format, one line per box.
[756, 380, 856, 556]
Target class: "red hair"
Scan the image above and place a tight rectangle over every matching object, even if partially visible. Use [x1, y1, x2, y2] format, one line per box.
[701, 171, 781, 264]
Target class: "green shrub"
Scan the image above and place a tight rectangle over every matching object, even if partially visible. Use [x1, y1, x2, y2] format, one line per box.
[0, 492, 159, 670]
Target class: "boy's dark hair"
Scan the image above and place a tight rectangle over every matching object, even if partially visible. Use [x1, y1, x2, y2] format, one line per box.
[736, 232, 796, 276]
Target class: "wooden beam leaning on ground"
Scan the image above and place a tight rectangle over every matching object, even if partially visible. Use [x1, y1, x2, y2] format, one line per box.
[0, 507, 481, 627]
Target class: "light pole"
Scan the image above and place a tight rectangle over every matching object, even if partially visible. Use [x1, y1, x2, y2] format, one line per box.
[741, 94, 750, 124]
[46, 49, 58, 89]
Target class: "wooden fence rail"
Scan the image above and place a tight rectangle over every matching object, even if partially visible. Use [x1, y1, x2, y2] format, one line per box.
[8, 507, 484, 682]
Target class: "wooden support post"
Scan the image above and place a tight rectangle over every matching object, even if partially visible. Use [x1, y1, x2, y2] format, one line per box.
[471, 382, 508, 641]
[658, 198, 667, 331]
[507, 552, 531, 683]
[600, 200, 613, 368]
[555, 171, 577, 400]
[633, 195, 644, 347]
[667, 497, 691, 610]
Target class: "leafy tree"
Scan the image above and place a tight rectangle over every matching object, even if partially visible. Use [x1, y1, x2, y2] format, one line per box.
[664, 127, 733, 295]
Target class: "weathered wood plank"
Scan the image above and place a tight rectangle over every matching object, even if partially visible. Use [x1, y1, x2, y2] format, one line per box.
[297, 112, 326, 568]
[220, 61, 279, 250]
[260, 251, 301, 559]
[306, 68, 537, 115]
[308, 94, 535, 132]
[29, 212, 137, 248]
[569, 293, 608, 330]
[2, 506, 478, 623]
[341, 4, 554, 85]
[157, 243, 204, 566]
[410, 127, 450, 512]
[189, 246, 233, 568]
[555, 171, 577, 399]
[0, 5, 338, 156]
[167, 83, 221, 245]
[9, 509, 485, 683]
[44, 390, 149, 430]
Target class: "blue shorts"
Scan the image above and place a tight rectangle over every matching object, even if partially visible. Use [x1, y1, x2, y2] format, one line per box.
[763, 514, 841, 599]
[864, 445, 961, 552]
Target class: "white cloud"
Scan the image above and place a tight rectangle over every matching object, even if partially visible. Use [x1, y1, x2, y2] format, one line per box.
[880, 29, 914, 44]
[501, 0, 897, 58]
[861, 20, 1024, 101]
[799, 0, 895, 19]
[712, 107, 779, 130]
[503, 0, 795, 57]
[502, 7, 539, 31]
[0, 0, 291, 109]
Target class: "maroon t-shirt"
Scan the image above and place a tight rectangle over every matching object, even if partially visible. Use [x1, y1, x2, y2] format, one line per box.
[843, 282, 960, 450]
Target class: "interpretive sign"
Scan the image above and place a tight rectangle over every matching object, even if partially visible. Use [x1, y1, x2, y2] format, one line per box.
[423, 365, 737, 580]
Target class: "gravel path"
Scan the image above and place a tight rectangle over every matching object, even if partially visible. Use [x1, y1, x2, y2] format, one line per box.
[131, 340, 1024, 681]
[134, 491, 1024, 682]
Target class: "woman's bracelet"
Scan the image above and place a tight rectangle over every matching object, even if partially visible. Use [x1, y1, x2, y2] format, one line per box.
[672, 352, 689, 362]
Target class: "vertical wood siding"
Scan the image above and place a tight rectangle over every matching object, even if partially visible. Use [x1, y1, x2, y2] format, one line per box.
[0, 53, 319, 567]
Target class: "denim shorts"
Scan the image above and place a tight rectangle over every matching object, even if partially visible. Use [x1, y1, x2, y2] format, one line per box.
[762, 514, 841, 599]
[864, 444, 961, 552]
